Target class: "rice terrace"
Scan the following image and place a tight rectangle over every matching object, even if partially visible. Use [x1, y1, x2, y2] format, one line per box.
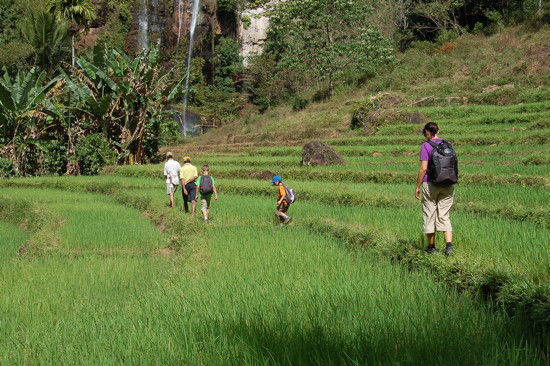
[0, 0, 549, 364]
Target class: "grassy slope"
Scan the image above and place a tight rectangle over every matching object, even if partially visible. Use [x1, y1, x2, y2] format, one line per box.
[173, 26, 549, 153]
[0, 183, 544, 364]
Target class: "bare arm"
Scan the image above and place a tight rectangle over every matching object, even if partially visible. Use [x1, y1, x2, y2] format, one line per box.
[415, 160, 428, 200]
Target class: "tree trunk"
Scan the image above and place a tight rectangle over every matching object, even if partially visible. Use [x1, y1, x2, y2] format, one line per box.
[65, 127, 80, 176]
[329, 74, 334, 97]
[135, 133, 144, 165]
[71, 35, 75, 67]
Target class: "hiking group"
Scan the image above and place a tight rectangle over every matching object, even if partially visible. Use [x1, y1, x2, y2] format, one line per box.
[163, 121, 458, 249]
[163, 154, 218, 223]
[163, 153, 296, 226]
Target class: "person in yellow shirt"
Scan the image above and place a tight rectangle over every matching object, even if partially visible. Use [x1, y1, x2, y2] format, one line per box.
[179, 156, 199, 216]
[271, 175, 292, 226]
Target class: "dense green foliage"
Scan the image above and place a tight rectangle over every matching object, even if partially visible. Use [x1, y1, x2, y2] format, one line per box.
[0, 45, 182, 176]
[267, 0, 394, 96]
[21, 10, 68, 71]
[0, 1, 548, 362]
[46, 0, 96, 66]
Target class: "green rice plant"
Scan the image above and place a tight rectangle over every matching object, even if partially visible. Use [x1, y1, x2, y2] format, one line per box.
[0, 184, 546, 364]
[325, 128, 550, 147]
[0, 196, 64, 255]
[414, 101, 550, 120]
[0, 188, 169, 253]
[160, 194, 546, 364]
[2, 176, 548, 228]
[287, 197, 550, 281]
[0, 222, 28, 258]
[242, 142, 547, 162]
[376, 120, 544, 137]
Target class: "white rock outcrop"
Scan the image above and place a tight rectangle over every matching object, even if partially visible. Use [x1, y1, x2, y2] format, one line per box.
[239, 1, 278, 67]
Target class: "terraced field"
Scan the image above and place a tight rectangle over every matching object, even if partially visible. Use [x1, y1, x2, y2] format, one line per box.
[0, 102, 548, 364]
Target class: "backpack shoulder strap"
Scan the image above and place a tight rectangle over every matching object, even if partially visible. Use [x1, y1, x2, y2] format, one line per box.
[427, 140, 439, 148]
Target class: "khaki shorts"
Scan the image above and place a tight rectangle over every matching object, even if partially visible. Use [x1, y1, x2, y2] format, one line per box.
[200, 197, 211, 212]
[166, 183, 178, 195]
[275, 202, 289, 215]
[422, 182, 454, 233]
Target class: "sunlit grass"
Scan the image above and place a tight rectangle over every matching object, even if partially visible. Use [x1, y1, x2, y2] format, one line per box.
[0, 189, 545, 363]
[0, 221, 27, 258]
[0, 188, 168, 252]
[0, 97, 548, 363]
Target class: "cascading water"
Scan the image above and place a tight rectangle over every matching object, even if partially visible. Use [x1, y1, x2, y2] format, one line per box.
[176, 0, 184, 47]
[137, 0, 149, 50]
[181, 0, 201, 136]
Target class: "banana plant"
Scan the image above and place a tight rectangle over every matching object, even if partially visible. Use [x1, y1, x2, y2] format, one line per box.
[0, 67, 61, 176]
[62, 44, 184, 165]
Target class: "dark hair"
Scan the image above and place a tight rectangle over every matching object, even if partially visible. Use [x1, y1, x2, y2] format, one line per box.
[422, 122, 439, 135]
[202, 164, 209, 171]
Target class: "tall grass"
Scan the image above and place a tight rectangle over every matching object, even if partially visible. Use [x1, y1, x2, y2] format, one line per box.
[0, 222, 28, 257]
[0, 188, 545, 364]
[0, 188, 168, 253]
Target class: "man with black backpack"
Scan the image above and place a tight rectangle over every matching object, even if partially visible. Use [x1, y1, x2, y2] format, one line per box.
[195, 165, 218, 223]
[415, 122, 458, 256]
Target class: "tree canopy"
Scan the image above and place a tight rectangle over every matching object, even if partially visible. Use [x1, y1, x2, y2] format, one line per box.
[267, 0, 394, 96]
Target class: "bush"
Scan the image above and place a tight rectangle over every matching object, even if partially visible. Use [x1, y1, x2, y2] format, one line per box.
[38, 140, 67, 176]
[0, 158, 13, 178]
[241, 15, 251, 30]
[76, 134, 116, 175]
[436, 29, 460, 44]
[311, 88, 331, 102]
[484, 11, 504, 35]
[292, 96, 309, 111]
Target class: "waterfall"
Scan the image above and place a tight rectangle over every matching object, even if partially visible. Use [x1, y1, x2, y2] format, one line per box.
[137, 0, 149, 50]
[176, 0, 183, 47]
[181, 0, 201, 136]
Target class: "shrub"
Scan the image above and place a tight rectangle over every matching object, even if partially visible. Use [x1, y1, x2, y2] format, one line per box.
[311, 88, 331, 102]
[241, 15, 251, 30]
[76, 134, 116, 175]
[37, 140, 67, 176]
[292, 96, 309, 111]
[0, 158, 13, 178]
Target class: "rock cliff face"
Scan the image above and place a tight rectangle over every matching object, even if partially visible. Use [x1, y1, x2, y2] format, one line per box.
[126, 0, 217, 53]
[238, 2, 275, 66]
[115, 0, 274, 64]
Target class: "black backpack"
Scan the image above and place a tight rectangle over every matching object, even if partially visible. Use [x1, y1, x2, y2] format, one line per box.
[199, 175, 214, 194]
[427, 140, 458, 186]
[284, 185, 296, 204]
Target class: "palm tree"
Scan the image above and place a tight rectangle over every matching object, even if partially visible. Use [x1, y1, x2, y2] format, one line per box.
[21, 10, 68, 71]
[46, 0, 96, 66]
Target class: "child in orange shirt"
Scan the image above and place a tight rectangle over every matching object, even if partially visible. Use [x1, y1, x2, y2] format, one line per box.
[271, 175, 292, 226]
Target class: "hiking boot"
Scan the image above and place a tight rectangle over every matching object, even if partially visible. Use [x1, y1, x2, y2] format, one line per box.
[283, 216, 292, 224]
[444, 245, 454, 256]
[425, 246, 437, 254]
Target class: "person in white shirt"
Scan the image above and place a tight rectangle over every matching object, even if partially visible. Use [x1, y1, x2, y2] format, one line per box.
[163, 152, 182, 207]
